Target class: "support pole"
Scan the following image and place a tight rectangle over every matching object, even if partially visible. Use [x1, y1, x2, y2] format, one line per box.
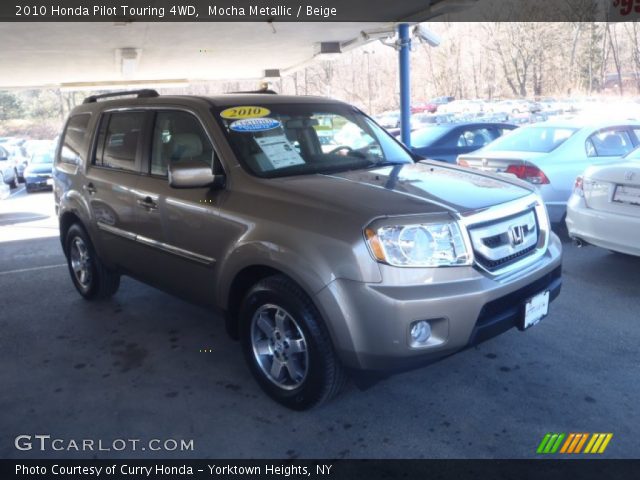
[398, 23, 411, 148]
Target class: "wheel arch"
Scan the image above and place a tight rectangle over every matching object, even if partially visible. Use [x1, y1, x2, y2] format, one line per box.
[222, 260, 327, 341]
[59, 210, 84, 254]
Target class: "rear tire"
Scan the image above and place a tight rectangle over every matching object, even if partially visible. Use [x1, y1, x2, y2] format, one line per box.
[65, 224, 120, 300]
[239, 275, 346, 410]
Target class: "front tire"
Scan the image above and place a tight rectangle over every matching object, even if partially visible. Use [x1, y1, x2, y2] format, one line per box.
[65, 224, 120, 300]
[239, 275, 346, 410]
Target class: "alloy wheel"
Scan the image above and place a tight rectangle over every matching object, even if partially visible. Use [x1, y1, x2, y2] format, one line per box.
[69, 237, 92, 289]
[250, 304, 309, 390]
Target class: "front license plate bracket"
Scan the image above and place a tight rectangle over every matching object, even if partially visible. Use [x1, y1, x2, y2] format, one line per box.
[521, 290, 550, 330]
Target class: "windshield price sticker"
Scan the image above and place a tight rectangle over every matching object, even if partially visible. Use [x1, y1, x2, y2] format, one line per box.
[221, 106, 271, 120]
[229, 118, 281, 133]
[255, 135, 305, 170]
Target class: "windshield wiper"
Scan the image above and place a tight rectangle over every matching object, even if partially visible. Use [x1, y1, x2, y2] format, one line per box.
[366, 160, 408, 168]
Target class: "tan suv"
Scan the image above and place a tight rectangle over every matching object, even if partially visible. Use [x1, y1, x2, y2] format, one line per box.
[54, 90, 562, 409]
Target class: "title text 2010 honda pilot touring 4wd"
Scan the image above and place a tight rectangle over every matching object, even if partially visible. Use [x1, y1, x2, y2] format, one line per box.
[54, 90, 562, 409]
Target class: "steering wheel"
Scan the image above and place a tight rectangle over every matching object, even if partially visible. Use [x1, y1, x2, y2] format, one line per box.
[328, 145, 355, 155]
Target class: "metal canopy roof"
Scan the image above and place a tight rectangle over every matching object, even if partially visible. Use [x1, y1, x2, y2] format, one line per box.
[0, 22, 384, 89]
[0, 1, 473, 89]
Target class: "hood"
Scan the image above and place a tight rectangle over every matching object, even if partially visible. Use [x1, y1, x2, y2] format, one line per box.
[267, 161, 533, 218]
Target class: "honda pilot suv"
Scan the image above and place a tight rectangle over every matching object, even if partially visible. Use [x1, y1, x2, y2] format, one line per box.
[54, 90, 562, 409]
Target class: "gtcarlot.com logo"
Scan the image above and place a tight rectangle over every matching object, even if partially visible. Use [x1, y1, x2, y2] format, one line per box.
[15, 435, 194, 452]
[537, 433, 613, 454]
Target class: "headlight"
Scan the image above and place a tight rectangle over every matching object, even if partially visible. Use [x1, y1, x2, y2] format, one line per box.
[365, 221, 471, 267]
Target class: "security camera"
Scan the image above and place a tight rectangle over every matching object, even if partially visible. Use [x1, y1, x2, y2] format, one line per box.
[414, 23, 441, 47]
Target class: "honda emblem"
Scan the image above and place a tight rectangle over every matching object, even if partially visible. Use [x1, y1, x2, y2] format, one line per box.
[509, 225, 525, 246]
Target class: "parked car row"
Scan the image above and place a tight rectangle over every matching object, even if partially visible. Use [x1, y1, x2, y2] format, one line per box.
[375, 96, 640, 133]
[0, 136, 57, 193]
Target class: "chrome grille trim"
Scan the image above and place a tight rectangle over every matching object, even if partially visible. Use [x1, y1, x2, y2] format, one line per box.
[469, 209, 538, 263]
[456, 194, 550, 277]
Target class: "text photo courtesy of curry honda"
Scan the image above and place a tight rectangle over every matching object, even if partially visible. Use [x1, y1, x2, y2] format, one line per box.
[1, 1, 640, 478]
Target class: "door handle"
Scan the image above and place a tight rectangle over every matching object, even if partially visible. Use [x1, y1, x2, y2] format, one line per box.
[84, 183, 97, 195]
[137, 196, 158, 210]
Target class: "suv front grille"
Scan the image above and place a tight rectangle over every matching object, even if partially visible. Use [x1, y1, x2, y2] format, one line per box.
[468, 209, 539, 273]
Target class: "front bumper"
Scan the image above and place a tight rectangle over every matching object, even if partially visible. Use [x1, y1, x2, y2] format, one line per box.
[566, 194, 640, 257]
[315, 233, 563, 372]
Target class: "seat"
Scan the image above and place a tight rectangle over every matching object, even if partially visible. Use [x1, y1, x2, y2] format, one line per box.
[471, 133, 487, 147]
[599, 134, 624, 156]
[170, 133, 203, 161]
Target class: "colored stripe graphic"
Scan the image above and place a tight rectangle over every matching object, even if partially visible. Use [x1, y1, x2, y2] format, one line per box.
[538, 433, 613, 454]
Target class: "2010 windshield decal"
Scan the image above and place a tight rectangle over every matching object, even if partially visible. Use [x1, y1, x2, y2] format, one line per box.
[220, 106, 271, 120]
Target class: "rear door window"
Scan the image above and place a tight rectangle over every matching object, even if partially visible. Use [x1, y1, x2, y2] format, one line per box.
[94, 112, 145, 172]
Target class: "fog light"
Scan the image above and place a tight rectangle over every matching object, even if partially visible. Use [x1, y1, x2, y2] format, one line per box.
[410, 321, 432, 345]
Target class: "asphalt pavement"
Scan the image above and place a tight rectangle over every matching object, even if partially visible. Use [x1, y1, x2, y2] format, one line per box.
[1, 187, 639, 459]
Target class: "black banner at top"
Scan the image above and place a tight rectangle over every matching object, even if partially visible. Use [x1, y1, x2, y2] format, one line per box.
[1, 0, 639, 22]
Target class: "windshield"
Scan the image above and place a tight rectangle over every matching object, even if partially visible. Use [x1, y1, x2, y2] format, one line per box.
[483, 125, 578, 153]
[216, 103, 413, 178]
[31, 151, 54, 164]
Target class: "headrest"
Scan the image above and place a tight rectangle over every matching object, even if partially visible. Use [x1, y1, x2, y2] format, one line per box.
[601, 134, 623, 151]
[171, 133, 203, 159]
[472, 133, 486, 146]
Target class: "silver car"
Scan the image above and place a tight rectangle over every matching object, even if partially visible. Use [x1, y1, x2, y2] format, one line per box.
[458, 120, 640, 223]
[54, 90, 562, 409]
[566, 147, 640, 256]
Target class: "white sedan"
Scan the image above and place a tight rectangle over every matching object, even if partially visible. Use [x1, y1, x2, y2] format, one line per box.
[566, 147, 640, 257]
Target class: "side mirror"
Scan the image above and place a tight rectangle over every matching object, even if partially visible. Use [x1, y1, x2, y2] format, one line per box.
[168, 161, 225, 189]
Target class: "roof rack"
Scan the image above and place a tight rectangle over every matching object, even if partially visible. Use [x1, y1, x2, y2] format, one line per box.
[83, 89, 159, 104]
[228, 89, 278, 95]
